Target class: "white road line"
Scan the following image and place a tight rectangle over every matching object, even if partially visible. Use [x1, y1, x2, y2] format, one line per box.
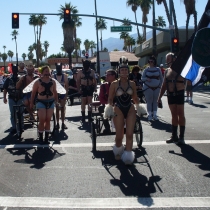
[0, 140, 210, 149]
[0, 197, 210, 208]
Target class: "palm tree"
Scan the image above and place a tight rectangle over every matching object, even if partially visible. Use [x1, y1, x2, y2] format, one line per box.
[122, 18, 132, 26]
[155, 16, 166, 27]
[181, 0, 197, 42]
[126, 0, 141, 41]
[103, 47, 108, 52]
[139, 0, 152, 40]
[89, 41, 96, 57]
[7, 50, 14, 61]
[29, 15, 38, 45]
[84, 39, 90, 55]
[73, 16, 82, 62]
[136, 33, 145, 44]
[43, 41, 50, 58]
[156, 0, 170, 23]
[120, 32, 129, 51]
[76, 38, 82, 57]
[22, 53, 26, 61]
[95, 18, 107, 50]
[0, 52, 2, 62]
[28, 52, 34, 61]
[28, 45, 34, 53]
[3, 46, 6, 53]
[2, 53, 7, 73]
[82, 50, 86, 56]
[11, 30, 19, 63]
[60, 44, 67, 56]
[58, 3, 78, 67]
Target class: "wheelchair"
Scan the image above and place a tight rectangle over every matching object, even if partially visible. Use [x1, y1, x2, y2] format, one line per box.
[90, 101, 143, 152]
[13, 103, 56, 139]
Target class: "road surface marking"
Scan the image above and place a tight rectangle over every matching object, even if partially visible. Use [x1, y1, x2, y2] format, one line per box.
[1, 140, 210, 149]
[0, 197, 210, 208]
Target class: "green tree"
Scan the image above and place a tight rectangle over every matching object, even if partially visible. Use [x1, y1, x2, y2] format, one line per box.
[103, 47, 108, 52]
[120, 32, 129, 51]
[89, 41, 96, 57]
[122, 18, 131, 26]
[0, 52, 2, 62]
[76, 38, 82, 57]
[22, 53, 26, 61]
[126, 0, 141, 41]
[58, 2, 78, 67]
[155, 16, 166, 27]
[181, 0, 197, 42]
[28, 45, 34, 53]
[43, 41, 50, 58]
[83, 39, 90, 54]
[136, 33, 145, 44]
[7, 50, 14, 61]
[96, 18, 107, 51]
[3, 46, 6, 53]
[11, 30, 19, 62]
[2, 53, 8, 73]
[28, 52, 34, 61]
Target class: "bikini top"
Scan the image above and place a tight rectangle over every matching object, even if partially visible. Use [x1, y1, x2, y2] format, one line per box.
[116, 80, 133, 97]
[38, 79, 53, 98]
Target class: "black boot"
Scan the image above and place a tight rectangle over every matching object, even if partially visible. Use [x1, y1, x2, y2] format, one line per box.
[44, 131, 50, 144]
[88, 111, 93, 122]
[177, 126, 185, 145]
[103, 119, 111, 134]
[166, 125, 178, 143]
[39, 132, 44, 144]
[81, 111, 85, 122]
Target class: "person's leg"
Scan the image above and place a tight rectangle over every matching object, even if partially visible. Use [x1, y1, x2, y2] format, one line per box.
[177, 104, 186, 145]
[45, 108, 54, 143]
[113, 107, 125, 160]
[144, 89, 153, 120]
[87, 96, 93, 122]
[8, 99, 16, 132]
[37, 108, 46, 143]
[60, 98, 67, 129]
[81, 97, 87, 122]
[55, 103, 60, 129]
[153, 88, 160, 120]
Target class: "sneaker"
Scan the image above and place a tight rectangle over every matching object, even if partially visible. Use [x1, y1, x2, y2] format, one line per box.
[176, 138, 185, 145]
[148, 115, 153, 121]
[62, 123, 67, 129]
[166, 136, 179, 144]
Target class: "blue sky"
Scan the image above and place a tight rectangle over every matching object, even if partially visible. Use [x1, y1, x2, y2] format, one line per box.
[0, 0, 208, 59]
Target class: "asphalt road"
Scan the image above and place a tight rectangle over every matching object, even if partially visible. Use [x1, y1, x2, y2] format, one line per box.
[0, 88, 210, 210]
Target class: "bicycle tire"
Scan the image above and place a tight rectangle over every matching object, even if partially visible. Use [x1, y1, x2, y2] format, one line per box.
[91, 121, 97, 152]
[134, 115, 143, 148]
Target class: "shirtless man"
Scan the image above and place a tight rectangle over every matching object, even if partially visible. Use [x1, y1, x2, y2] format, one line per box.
[76, 59, 97, 122]
[53, 63, 69, 130]
[16, 63, 39, 121]
[158, 52, 186, 145]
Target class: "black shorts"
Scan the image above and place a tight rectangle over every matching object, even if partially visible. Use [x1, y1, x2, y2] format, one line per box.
[167, 90, 185, 105]
[81, 85, 94, 97]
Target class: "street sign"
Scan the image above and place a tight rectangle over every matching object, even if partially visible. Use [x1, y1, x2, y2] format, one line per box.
[111, 26, 132, 32]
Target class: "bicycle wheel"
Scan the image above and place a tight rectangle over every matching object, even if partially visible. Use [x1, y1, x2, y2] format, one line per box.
[50, 113, 56, 135]
[91, 121, 97, 152]
[134, 115, 143, 148]
[14, 105, 22, 139]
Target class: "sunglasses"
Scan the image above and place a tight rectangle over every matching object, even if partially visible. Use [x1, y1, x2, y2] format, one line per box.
[148, 60, 154, 63]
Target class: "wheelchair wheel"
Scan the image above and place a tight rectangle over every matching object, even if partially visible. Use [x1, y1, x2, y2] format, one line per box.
[91, 121, 97, 152]
[14, 106, 22, 139]
[134, 115, 143, 148]
[50, 113, 56, 135]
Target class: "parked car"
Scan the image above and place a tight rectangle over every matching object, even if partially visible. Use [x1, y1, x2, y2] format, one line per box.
[52, 69, 73, 80]
[0, 76, 4, 92]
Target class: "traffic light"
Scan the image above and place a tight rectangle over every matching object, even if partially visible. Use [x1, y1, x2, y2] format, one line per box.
[64, 9, 71, 23]
[12, 13, 19, 29]
[171, 37, 179, 53]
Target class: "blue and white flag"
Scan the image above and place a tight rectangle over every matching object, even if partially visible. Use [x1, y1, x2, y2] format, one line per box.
[172, 0, 210, 87]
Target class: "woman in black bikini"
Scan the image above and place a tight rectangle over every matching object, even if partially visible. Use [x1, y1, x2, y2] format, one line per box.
[30, 66, 58, 144]
[104, 63, 143, 165]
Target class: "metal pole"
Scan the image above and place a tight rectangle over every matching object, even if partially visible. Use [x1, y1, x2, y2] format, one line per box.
[94, 0, 100, 78]
[169, 0, 174, 52]
[15, 36, 18, 65]
[152, 0, 157, 57]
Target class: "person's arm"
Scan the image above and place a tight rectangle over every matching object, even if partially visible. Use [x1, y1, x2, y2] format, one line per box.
[30, 81, 38, 109]
[64, 74, 69, 98]
[16, 76, 24, 89]
[131, 82, 140, 104]
[3, 78, 9, 104]
[53, 80, 58, 105]
[158, 76, 167, 103]
[3, 89, 8, 104]
[158, 68, 163, 85]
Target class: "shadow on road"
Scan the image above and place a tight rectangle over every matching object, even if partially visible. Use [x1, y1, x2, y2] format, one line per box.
[7, 146, 65, 169]
[170, 144, 210, 178]
[189, 103, 208, 108]
[92, 147, 162, 205]
[52, 130, 68, 144]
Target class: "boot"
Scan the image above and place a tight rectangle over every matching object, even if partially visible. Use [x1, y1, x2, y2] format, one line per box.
[166, 125, 178, 143]
[44, 131, 50, 144]
[39, 131, 44, 144]
[88, 111, 93, 122]
[103, 119, 111, 134]
[177, 126, 185, 145]
[81, 111, 85, 122]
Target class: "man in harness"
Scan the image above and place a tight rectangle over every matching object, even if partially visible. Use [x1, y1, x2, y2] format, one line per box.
[77, 59, 97, 122]
[158, 52, 186, 145]
[53, 63, 69, 130]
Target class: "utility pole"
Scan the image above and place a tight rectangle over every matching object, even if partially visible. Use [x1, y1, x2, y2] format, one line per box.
[94, 0, 100, 78]
[152, 0, 157, 57]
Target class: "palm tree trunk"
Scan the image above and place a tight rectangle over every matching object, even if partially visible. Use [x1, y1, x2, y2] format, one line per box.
[186, 14, 190, 42]
[163, 0, 170, 23]
[171, 0, 179, 40]
[100, 30, 103, 51]
[68, 53, 72, 68]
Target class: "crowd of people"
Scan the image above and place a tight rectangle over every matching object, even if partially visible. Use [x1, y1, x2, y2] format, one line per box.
[2, 53, 192, 164]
